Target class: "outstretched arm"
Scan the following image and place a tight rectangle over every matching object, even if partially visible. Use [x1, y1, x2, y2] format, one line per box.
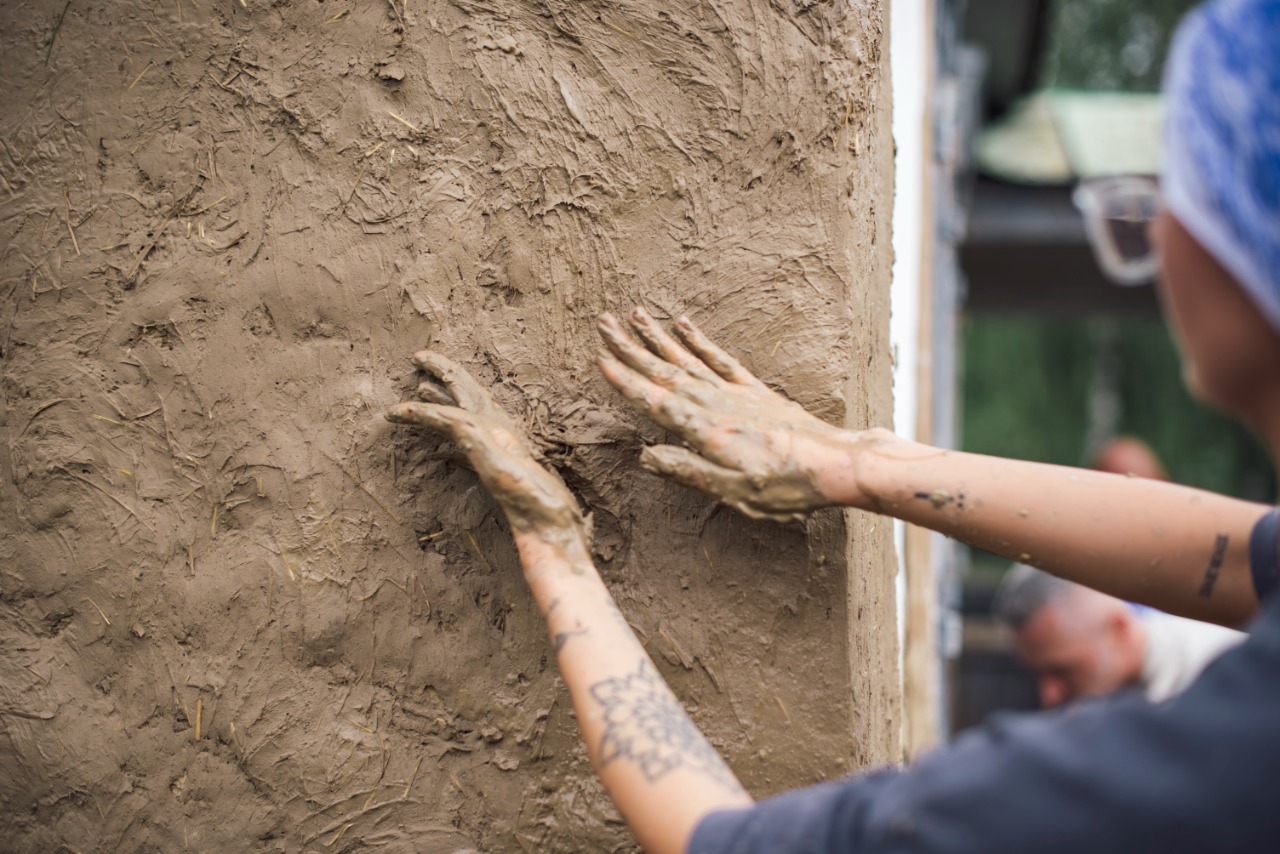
[387, 351, 751, 854]
[856, 439, 1263, 627]
[596, 308, 1269, 627]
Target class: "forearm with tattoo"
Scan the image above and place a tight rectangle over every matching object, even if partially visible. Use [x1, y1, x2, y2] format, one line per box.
[389, 351, 753, 854]
[591, 660, 746, 795]
[516, 535, 753, 854]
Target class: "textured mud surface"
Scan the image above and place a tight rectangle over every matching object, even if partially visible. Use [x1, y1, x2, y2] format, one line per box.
[0, 1, 896, 850]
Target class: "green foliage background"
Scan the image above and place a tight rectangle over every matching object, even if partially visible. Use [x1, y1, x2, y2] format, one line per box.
[962, 316, 1274, 500]
[1040, 0, 1200, 92]
[961, 315, 1274, 579]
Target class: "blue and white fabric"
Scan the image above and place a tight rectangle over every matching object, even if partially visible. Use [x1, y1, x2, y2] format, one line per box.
[1162, 0, 1280, 332]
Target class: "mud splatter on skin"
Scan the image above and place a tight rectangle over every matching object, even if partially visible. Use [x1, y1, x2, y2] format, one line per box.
[0, 0, 894, 850]
[913, 489, 966, 510]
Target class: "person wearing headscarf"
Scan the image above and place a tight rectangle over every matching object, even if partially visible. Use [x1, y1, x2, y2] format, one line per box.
[386, 0, 1280, 851]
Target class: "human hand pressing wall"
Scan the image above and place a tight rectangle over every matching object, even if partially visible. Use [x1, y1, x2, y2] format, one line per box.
[386, 350, 593, 578]
[596, 307, 894, 520]
[597, 308, 1266, 629]
[386, 351, 752, 854]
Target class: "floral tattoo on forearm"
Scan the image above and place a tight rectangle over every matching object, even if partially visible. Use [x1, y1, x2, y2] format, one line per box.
[590, 660, 745, 794]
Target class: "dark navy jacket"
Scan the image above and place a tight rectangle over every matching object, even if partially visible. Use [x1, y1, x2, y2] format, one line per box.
[690, 508, 1280, 854]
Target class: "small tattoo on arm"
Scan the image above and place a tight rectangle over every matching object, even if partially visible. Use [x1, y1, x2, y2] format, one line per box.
[1199, 534, 1230, 597]
[553, 627, 589, 652]
[590, 660, 745, 795]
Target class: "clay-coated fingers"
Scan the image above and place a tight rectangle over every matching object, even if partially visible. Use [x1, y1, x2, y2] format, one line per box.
[416, 380, 457, 406]
[734, 505, 808, 524]
[390, 401, 576, 530]
[673, 316, 770, 391]
[435, 424, 582, 533]
[597, 313, 690, 391]
[626, 307, 723, 384]
[411, 350, 497, 415]
[639, 445, 804, 524]
[385, 400, 463, 433]
[597, 351, 717, 446]
[639, 444, 747, 497]
[388, 401, 507, 462]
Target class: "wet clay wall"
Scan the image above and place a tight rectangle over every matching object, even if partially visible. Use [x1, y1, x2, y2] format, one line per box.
[0, 0, 898, 850]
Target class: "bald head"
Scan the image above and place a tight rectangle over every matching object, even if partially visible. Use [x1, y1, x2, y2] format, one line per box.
[995, 565, 1146, 707]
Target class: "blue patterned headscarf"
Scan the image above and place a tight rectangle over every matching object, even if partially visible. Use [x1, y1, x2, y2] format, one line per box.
[1162, 0, 1280, 332]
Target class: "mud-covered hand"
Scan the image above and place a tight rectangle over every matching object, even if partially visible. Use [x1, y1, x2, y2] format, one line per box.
[386, 351, 589, 553]
[597, 308, 885, 522]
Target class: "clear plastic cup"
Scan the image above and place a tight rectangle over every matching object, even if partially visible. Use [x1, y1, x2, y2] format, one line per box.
[1072, 175, 1161, 286]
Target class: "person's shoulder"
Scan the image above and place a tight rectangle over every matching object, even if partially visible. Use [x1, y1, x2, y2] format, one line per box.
[1144, 608, 1243, 636]
[1143, 609, 1244, 655]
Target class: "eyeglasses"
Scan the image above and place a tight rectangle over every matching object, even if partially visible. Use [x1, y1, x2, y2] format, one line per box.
[1072, 176, 1161, 286]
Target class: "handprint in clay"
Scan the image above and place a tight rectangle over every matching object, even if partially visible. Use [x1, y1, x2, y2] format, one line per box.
[597, 308, 885, 522]
[386, 350, 589, 554]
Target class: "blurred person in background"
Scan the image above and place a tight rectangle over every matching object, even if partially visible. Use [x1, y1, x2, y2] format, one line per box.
[995, 563, 1243, 706]
[1092, 436, 1170, 481]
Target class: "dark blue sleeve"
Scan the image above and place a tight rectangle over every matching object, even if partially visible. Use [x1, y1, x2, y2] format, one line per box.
[1250, 507, 1279, 602]
[690, 596, 1280, 854]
